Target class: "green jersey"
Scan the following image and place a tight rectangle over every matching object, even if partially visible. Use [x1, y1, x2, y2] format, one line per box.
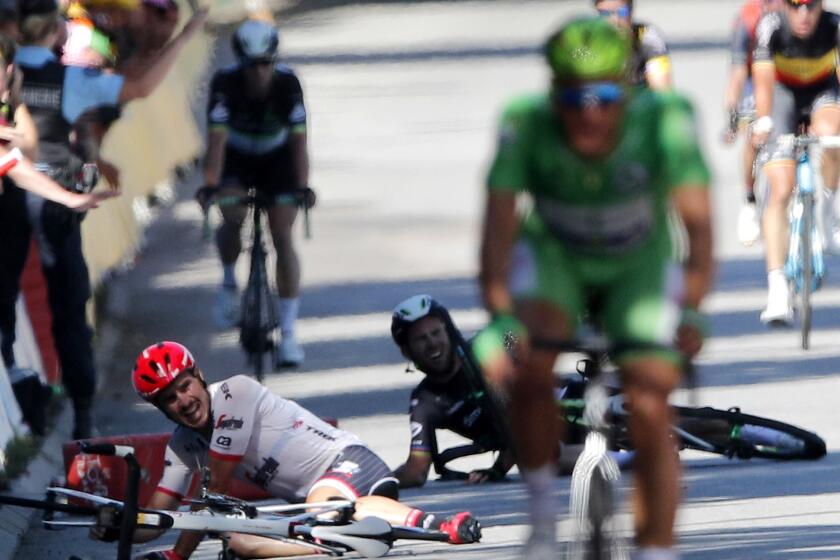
[487, 89, 710, 259]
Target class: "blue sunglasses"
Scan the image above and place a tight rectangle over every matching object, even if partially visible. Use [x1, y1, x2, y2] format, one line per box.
[557, 82, 625, 109]
[597, 6, 631, 18]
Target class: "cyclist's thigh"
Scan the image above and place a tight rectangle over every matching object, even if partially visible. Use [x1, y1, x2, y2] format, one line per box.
[767, 84, 799, 163]
[217, 183, 249, 225]
[308, 445, 399, 501]
[510, 232, 582, 377]
[267, 203, 298, 245]
[810, 83, 840, 135]
[601, 251, 682, 372]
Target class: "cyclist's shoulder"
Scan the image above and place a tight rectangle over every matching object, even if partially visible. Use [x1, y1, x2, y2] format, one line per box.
[209, 374, 263, 403]
[755, 10, 783, 41]
[633, 21, 668, 50]
[212, 63, 242, 82]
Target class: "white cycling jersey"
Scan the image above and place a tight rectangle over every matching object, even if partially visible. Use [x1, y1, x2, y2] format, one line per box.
[157, 375, 363, 502]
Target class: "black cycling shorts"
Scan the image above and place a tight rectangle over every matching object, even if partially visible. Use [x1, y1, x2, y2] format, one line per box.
[221, 146, 298, 195]
[309, 445, 400, 501]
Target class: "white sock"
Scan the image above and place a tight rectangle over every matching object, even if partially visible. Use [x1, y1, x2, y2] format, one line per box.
[277, 297, 299, 337]
[522, 464, 555, 533]
[767, 268, 786, 293]
[631, 547, 679, 560]
[222, 265, 236, 289]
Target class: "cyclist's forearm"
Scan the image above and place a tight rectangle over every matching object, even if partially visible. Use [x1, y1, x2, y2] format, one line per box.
[291, 131, 309, 188]
[480, 192, 518, 314]
[752, 63, 775, 118]
[203, 129, 227, 186]
[724, 64, 748, 111]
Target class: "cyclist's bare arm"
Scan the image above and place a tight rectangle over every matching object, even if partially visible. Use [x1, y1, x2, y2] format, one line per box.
[130, 490, 181, 543]
[724, 63, 749, 114]
[479, 191, 518, 315]
[394, 450, 432, 488]
[171, 454, 239, 559]
[118, 8, 208, 104]
[291, 130, 309, 190]
[751, 61, 775, 145]
[672, 186, 714, 312]
[203, 128, 228, 188]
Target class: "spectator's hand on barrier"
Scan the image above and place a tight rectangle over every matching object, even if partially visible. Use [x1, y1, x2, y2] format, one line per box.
[676, 308, 707, 358]
[195, 184, 219, 212]
[67, 190, 120, 212]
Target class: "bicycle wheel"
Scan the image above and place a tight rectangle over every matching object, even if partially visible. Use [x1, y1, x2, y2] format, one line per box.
[240, 238, 274, 382]
[674, 406, 826, 461]
[800, 193, 813, 350]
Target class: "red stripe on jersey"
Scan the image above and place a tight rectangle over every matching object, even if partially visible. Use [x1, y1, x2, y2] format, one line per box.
[209, 449, 244, 462]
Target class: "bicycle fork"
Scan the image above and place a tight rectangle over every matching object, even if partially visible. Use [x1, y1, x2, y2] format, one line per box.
[786, 150, 825, 293]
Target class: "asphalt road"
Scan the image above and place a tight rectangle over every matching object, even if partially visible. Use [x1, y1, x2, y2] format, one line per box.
[15, 1, 840, 558]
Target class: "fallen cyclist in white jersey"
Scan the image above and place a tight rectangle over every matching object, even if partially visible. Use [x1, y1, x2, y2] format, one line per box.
[90, 341, 480, 559]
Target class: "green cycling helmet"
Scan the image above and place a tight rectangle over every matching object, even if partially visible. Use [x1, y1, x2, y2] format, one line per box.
[545, 16, 630, 82]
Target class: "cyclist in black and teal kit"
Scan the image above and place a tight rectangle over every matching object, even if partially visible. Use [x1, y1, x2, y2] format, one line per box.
[200, 19, 314, 367]
[477, 17, 713, 560]
[751, 0, 840, 325]
[389, 295, 514, 488]
[594, 0, 672, 90]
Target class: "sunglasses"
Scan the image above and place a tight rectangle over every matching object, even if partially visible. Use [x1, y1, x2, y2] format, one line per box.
[556, 82, 625, 109]
[597, 6, 631, 18]
[786, 0, 819, 9]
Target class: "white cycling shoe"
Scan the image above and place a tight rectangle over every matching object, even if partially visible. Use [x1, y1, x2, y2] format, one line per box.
[760, 285, 793, 326]
[276, 334, 304, 368]
[213, 287, 240, 329]
[737, 202, 761, 247]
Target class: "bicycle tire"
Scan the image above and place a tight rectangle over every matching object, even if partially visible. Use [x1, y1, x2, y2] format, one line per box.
[240, 213, 276, 382]
[800, 193, 813, 350]
[674, 406, 826, 461]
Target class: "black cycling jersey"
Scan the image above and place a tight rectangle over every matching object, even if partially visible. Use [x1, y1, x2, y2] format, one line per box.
[206, 62, 306, 156]
[754, 10, 840, 89]
[629, 22, 669, 86]
[408, 367, 504, 455]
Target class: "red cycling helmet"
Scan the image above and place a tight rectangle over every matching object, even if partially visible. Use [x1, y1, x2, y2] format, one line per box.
[132, 341, 195, 401]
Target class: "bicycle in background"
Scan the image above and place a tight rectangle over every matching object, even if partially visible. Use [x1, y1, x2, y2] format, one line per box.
[202, 188, 312, 381]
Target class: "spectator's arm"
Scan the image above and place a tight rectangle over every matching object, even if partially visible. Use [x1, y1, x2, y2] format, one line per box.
[118, 8, 209, 104]
[10, 103, 38, 161]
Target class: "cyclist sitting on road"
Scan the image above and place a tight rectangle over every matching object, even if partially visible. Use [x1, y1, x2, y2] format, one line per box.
[198, 19, 314, 367]
[389, 294, 516, 487]
[723, 0, 783, 247]
[751, 0, 840, 325]
[95, 341, 480, 560]
[477, 17, 713, 560]
[593, 0, 672, 90]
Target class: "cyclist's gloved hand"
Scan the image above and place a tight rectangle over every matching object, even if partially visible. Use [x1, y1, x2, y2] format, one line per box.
[299, 186, 316, 209]
[139, 550, 185, 560]
[473, 312, 527, 368]
[88, 504, 122, 542]
[195, 184, 219, 211]
[677, 308, 707, 358]
[467, 467, 506, 484]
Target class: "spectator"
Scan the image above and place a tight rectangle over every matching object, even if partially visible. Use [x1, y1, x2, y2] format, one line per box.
[0, 0, 206, 439]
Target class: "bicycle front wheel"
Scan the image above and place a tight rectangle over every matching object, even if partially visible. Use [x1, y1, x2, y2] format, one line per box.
[675, 406, 826, 461]
[800, 194, 813, 350]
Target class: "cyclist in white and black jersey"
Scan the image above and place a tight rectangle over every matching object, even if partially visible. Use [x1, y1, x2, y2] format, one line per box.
[101, 341, 480, 560]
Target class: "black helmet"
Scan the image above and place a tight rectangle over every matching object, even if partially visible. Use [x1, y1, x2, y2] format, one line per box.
[390, 295, 454, 348]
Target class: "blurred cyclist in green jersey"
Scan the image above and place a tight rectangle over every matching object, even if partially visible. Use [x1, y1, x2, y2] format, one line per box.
[478, 17, 713, 560]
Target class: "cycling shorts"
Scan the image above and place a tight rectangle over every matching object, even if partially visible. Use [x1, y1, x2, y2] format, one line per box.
[768, 80, 840, 162]
[222, 146, 299, 196]
[508, 228, 683, 365]
[308, 445, 400, 501]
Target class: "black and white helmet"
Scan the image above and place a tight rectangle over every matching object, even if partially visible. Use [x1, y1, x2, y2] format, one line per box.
[390, 295, 454, 348]
[232, 19, 279, 63]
